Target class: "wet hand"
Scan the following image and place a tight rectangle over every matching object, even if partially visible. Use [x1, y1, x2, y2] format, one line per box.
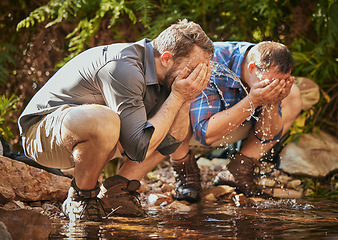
[275, 76, 295, 102]
[249, 78, 285, 106]
[172, 63, 210, 102]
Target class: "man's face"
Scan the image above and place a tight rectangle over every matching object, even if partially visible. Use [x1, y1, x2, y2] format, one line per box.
[163, 45, 211, 87]
[250, 65, 291, 87]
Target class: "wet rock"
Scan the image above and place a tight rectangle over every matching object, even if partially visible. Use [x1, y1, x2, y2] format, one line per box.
[259, 178, 276, 187]
[0, 208, 53, 240]
[231, 193, 247, 206]
[204, 192, 218, 202]
[0, 156, 71, 204]
[166, 201, 192, 212]
[0, 221, 12, 240]
[280, 131, 338, 177]
[203, 185, 235, 199]
[147, 193, 173, 206]
[161, 183, 174, 193]
[197, 157, 212, 167]
[2, 200, 26, 210]
[276, 175, 293, 186]
[287, 179, 302, 189]
[211, 158, 229, 167]
[272, 188, 303, 199]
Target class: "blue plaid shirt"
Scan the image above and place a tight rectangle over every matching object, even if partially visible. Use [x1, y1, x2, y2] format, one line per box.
[190, 41, 255, 145]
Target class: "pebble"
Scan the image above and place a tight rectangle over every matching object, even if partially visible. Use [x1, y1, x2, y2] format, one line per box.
[287, 179, 302, 188]
[273, 188, 303, 199]
[259, 178, 276, 187]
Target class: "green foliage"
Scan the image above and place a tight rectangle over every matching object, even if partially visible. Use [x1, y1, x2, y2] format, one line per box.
[0, 94, 19, 140]
[292, 1, 338, 135]
[12, 0, 338, 169]
[0, 43, 17, 86]
[302, 175, 338, 199]
[17, 0, 139, 66]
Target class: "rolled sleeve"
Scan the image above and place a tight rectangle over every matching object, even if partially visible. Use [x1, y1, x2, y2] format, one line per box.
[156, 134, 182, 155]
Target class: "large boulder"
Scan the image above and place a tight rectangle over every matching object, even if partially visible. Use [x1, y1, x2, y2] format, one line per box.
[280, 131, 338, 177]
[0, 155, 71, 204]
[0, 209, 52, 240]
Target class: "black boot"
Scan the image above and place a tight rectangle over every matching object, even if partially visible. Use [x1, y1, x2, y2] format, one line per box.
[171, 151, 202, 203]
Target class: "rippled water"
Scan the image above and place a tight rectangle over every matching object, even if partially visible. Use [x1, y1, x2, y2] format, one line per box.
[50, 198, 338, 239]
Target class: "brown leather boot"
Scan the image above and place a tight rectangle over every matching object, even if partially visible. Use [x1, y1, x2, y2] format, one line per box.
[62, 179, 105, 222]
[98, 175, 145, 217]
[213, 152, 261, 196]
[171, 151, 202, 203]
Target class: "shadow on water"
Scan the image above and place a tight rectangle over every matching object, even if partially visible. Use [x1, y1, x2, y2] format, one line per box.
[50, 198, 338, 239]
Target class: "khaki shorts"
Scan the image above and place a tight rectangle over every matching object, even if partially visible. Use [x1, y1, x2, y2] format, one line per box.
[22, 105, 122, 169]
[189, 122, 251, 149]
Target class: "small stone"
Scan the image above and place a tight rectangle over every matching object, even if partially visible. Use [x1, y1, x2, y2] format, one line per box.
[276, 175, 292, 185]
[211, 158, 229, 167]
[247, 197, 265, 205]
[262, 188, 273, 195]
[203, 185, 235, 199]
[167, 201, 192, 212]
[203, 193, 218, 202]
[270, 170, 281, 178]
[197, 157, 213, 167]
[258, 178, 276, 187]
[287, 179, 302, 189]
[161, 183, 174, 193]
[273, 188, 303, 198]
[231, 193, 247, 206]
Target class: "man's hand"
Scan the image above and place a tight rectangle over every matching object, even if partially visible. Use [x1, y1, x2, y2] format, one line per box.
[171, 63, 211, 102]
[276, 76, 295, 102]
[249, 76, 294, 107]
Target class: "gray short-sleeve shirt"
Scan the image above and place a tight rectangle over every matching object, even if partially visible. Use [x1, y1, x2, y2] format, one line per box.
[19, 39, 177, 162]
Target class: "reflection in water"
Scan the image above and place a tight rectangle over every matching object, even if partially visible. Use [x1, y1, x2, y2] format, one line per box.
[50, 198, 338, 239]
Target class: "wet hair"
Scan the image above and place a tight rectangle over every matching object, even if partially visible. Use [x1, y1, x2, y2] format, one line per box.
[153, 19, 214, 60]
[247, 41, 294, 74]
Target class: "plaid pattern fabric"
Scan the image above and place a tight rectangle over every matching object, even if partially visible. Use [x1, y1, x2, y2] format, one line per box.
[190, 41, 255, 145]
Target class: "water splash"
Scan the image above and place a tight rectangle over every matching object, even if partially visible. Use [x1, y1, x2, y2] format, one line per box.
[207, 61, 258, 121]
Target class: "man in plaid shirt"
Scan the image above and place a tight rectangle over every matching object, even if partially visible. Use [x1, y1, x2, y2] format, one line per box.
[170, 41, 302, 202]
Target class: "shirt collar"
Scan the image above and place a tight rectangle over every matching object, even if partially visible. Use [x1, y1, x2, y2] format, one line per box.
[144, 39, 158, 86]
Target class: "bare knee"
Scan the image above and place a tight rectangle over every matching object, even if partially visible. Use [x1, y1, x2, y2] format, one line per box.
[289, 84, 302, 114]
[281, 84, 302, 130]
[62, 105, 120, 147]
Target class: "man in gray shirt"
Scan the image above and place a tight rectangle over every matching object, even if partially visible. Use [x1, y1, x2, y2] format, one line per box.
[19, 19, 214, 222]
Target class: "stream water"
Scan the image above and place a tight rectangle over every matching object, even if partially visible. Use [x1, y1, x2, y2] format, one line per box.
[49, 198, 338, 239]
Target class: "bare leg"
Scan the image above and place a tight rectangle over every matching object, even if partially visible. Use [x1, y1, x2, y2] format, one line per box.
[240, 84, 302, 159]
[61, 105, 120, 190]
[118, 150, 165, 181]
[170, 125, 193, 160]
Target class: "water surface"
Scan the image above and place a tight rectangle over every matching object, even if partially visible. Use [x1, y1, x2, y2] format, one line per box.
[50, 198, 338, 239]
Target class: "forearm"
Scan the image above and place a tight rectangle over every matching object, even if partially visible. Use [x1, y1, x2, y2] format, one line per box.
[146, 92, 184, 157]
[168, 101, 191, 142]
[205, 96, 256, 144]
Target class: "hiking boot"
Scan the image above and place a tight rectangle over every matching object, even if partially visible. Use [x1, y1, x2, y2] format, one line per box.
[62, 179, 105, 222]
[98, 175, 145, 217]
[171, 151, 202, 203]
[213, 152, 261, 196]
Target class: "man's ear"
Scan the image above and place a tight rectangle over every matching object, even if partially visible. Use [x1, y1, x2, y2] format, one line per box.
[160, 51, 173, 68]
[247, 61, 256, 73]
